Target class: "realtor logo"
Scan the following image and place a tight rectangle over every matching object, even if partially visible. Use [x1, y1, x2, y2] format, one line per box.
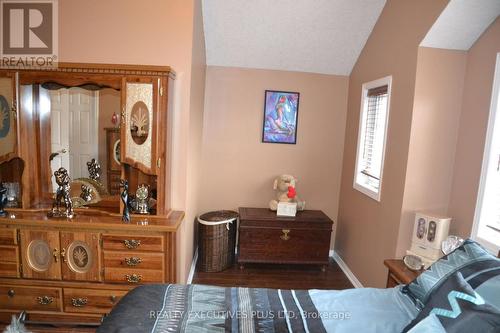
[0, 0, 58, 67]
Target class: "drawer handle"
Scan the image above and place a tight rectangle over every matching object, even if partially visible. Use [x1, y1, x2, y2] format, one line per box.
[53, 248, 59, 262]
[125, 274, 142, 283]
[61, 247, 67, 262]
[71, 297, 88, 307]
[124, 239, 141, 249]
[125, 257, 142, 266]
[280, 229, 291, 241]
[110, 295, 117, 303]
[37, 296, 54, 305]
[7, 289, 15, 298]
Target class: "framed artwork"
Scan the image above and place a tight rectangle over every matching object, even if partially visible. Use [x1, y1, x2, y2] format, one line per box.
[262, 90, 300, 144]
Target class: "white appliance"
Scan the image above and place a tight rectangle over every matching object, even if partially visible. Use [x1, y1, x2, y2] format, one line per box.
[406, 212, 451, 268]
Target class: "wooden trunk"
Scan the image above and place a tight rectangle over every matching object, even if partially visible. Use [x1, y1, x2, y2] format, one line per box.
[238, 207, 333, 267]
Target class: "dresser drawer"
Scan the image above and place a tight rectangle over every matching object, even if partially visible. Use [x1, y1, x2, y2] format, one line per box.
[0, 246, 19, 278]
[104, 267, 163, 284]
[238, 226, 331, 264]
[0, 285, 62, 312]
[102, 234, 164, 252]
[103, 251, 164, 270]
[63, 288, 127, 314]
[0, 229, 17, 245]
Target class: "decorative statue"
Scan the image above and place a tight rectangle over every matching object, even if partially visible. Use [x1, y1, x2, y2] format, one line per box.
[120, 179, 130, 223]
[269, 174, 305, 211]
[0, 182, 8, 218]
[48, 167, 75, 219]
[87, 159, 101, 182]
[80, 184, 93, 202]
[134, 184, 151, 214]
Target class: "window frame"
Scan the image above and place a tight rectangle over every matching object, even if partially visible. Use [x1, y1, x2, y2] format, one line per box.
[472, 53, 500, 254]
[353, 76, 392, 202]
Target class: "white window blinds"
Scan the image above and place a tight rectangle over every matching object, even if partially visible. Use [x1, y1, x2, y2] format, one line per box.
[361, 86, 388, 186]
[354, 76, 391, 201]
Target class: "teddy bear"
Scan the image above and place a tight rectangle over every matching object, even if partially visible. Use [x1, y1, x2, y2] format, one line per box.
[269, 174, 305, 211]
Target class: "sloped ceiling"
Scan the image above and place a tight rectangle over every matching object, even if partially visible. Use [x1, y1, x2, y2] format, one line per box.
[421, 0, 500, 50]
[202, 0, 386, 76]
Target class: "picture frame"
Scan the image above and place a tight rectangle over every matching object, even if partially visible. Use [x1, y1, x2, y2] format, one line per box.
[262, 90, 300, 144]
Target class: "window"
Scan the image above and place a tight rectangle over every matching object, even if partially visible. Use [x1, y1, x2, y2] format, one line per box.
[473, 53, 500, 253]
[353, 76, 392, 201]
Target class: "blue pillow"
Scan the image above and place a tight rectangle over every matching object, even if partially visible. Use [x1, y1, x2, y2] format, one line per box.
[403, 272, 500, 332]
[402, 239, 500, 308]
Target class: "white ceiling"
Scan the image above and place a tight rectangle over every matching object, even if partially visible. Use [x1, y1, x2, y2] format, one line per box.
[421, 0, 500, 50]
[202, 0, 386, 76]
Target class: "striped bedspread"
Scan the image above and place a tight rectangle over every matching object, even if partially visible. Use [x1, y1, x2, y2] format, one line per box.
[151, 284, 326, 333]
[98, 283, 420, 333]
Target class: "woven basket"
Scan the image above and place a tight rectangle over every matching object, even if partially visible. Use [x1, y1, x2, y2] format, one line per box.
[197, 210, 238, 272]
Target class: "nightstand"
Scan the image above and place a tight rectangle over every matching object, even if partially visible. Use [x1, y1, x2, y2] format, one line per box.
[384, 259, 423, 288]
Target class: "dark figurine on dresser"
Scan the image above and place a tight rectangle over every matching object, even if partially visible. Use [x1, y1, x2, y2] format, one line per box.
[48, 167, 75, 219]
[0, 182, 8, 217]
[120, 179, 131, 223]
[87, 158, 101, 182]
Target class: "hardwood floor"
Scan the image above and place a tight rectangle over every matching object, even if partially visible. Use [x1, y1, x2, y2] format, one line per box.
[192, 257, 354, 290]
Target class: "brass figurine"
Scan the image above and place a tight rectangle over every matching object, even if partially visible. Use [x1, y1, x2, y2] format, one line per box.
[48, 167, 75, 219]
[120, 179, 130, 223]
[87, 158, 101, 182]
[134, 184, 151, 214]
[80, 184, 93, 202]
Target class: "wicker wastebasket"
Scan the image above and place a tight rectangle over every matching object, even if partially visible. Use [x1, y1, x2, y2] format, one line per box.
[197, 210, 238, 272]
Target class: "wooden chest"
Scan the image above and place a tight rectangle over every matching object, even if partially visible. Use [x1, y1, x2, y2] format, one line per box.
[237, 207, 333, 268]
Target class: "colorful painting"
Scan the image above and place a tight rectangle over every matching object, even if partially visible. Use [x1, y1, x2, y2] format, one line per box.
[262, 90, 300, 144]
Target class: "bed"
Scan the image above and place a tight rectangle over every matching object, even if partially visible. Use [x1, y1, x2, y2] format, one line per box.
[98, 240, 500, 333]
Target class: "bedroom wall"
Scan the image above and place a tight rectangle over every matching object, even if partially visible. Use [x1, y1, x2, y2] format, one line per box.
[336, 0, 449, 288]
[396, 47, 467, 256]
[59, 0, 206, 282]
[448, 17, 500, 237]
[199, 66, 349, 248]
[181, 0, 207, 282]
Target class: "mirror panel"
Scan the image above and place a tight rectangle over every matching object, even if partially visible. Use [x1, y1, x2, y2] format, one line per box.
[36, 86, 121, 196]
[0, 74, 17, 161]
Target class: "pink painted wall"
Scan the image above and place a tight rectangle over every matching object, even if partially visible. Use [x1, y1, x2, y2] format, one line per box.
[448, 18, 500, 237]
[181, 0, 207, 282]
[396, 47, 467, 256]
[199, 66, 349, 246]
[336, 0, 449, 287]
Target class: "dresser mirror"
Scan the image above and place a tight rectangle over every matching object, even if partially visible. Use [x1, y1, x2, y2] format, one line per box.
[0, 63, 173, 216]
[36, 86, 121, 196]
[0, 72, 18, 164]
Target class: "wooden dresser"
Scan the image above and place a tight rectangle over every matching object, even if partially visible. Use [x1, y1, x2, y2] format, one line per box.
[0, 210, 183, 324]
[238, 207, 333, 270]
